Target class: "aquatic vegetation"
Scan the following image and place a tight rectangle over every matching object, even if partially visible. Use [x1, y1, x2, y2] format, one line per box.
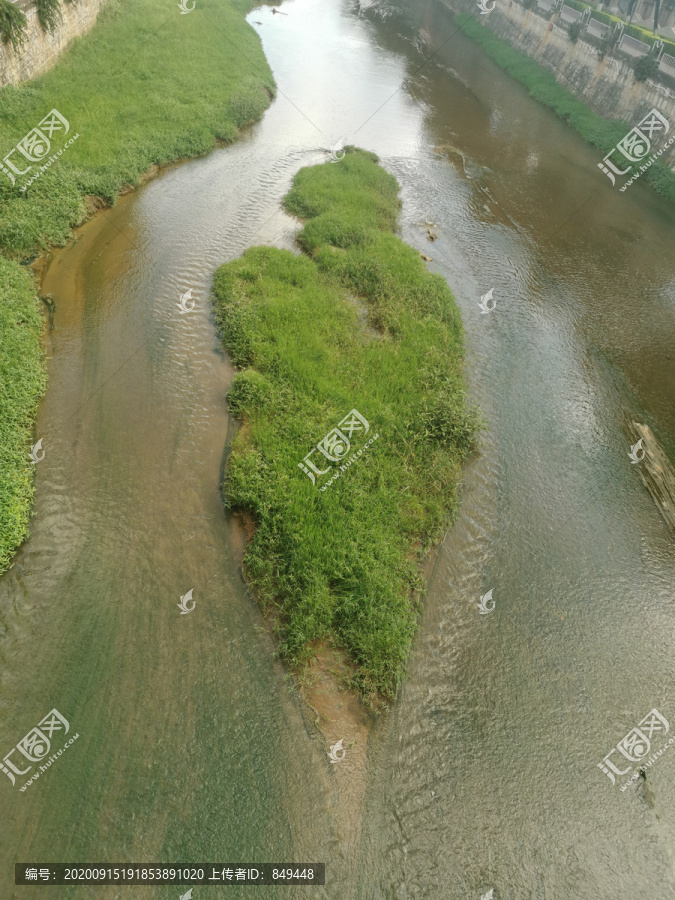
[213, 149, 479, 699]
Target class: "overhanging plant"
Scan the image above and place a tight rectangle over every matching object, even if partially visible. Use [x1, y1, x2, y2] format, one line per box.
[0, 0, 27, 51]
[37, 0, 63, 33]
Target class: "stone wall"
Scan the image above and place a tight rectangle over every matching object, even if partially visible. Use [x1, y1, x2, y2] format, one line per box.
[0, 0, 108, 88]
[442, 0, 675, 123]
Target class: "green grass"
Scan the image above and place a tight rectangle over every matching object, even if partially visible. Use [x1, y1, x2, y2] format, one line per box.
[455, 14, 675, 203]
[0, 0, 275, 259]
[0, 259, 47, 572]
[0, 0, 276, 574]
[212, 149, 479, 698]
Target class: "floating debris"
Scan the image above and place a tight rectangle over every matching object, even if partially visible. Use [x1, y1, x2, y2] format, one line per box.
[415, 210, 436, 227]
[629, 422, 675, 536]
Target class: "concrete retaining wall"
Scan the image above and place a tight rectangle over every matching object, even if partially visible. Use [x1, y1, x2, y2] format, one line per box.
[444, 0, 675, 123]
[472, 0, 675, 120]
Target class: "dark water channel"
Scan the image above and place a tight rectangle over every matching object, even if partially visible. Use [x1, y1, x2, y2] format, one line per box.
[2, 0, 675, 897]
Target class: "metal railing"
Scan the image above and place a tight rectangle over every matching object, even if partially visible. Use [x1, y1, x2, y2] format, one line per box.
[659, 52, 675, 76]
[560, 4, 582, 22]
[617, 32, 651, 55]
[587, 18, 611, 39]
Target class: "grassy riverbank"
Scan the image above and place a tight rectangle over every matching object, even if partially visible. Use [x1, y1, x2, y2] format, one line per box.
[0, 0, 275, 258]
[455, 14, 675, 204]
[0, 260, 47, 572]
[213, 149, 479, 699]
[0, 0, 275, 573]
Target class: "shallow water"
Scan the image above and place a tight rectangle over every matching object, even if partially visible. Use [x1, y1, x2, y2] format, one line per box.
[2, 0, 675, 897]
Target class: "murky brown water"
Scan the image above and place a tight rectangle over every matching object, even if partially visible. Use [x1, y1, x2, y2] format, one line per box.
[2, 0, 675, 897]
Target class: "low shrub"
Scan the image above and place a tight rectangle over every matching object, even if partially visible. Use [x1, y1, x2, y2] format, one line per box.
[569, 21, 583, 42]
[634, 51, 660, 81]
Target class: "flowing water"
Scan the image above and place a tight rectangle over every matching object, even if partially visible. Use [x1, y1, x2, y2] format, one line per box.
[2, 0, 675, 897]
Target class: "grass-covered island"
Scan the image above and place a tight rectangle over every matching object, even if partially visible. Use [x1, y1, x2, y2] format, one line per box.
[213, 149, 479, 700]
[0, 0, 275, 573]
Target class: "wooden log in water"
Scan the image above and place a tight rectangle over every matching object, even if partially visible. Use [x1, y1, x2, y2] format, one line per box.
[629, 422, 675, 537]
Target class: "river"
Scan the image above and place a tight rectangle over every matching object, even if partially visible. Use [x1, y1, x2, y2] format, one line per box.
[2, 0, 675, 897]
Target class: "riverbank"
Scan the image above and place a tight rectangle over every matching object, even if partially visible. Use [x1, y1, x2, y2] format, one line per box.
[363, 0, 675, 202]
[453, 13, 675, 202]
[212, 148, 479, 700]
[0, 0, 276, 573]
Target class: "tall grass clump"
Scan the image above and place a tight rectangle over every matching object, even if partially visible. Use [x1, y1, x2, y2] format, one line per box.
[212, 149, 479, 699]
[455, 14, 675, 203]
[0, 259, 46, 572]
